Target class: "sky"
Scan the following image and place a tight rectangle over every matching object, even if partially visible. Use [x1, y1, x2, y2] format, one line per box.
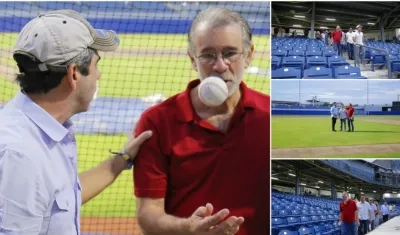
[271, 80, 400, 106]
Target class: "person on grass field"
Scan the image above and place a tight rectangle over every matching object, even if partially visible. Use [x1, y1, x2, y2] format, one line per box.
[0, 10, 152, 234]
[133, 7, 270, 235]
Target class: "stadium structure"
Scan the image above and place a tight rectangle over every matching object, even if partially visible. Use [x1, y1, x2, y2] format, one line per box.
[271, 99, 400, 116]
[271, 1, 400, 79]
[272, 159, 400, 235]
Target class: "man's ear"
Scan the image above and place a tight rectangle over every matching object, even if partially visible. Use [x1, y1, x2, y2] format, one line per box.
[187, 50, 198, 71]
[65, 64, 81, 91]
[244, 44, 255, 69]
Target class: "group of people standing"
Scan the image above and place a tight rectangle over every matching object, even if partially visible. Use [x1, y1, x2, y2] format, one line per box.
[316, 24, 364, 63]
[330, 102, 355, 132]
[339, 192, 392, 235]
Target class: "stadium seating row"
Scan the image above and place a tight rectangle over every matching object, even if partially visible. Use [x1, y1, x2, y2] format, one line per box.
[272, 65, 367, 79]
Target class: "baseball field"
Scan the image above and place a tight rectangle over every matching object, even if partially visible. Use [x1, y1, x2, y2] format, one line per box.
[272, 115, 400, 158]
[0, 33, 269, 234]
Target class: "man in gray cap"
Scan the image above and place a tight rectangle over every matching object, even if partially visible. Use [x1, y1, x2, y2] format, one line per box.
[0, 10, 152, 234]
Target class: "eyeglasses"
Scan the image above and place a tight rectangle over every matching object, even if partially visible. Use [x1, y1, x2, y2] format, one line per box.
[195, 51, 244, 65]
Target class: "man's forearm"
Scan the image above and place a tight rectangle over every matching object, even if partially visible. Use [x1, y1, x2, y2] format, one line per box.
[79, 155, 128, 204]
[138, 205, 192, 235]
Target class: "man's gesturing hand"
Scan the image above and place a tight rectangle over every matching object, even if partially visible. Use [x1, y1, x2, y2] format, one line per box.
[188, 203, 244, 235]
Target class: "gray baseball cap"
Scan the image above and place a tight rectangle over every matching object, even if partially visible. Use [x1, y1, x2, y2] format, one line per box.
[13, 10, 120, 72]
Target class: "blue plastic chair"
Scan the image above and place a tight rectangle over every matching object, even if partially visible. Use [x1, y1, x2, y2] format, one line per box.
[272, 67, 302, 79]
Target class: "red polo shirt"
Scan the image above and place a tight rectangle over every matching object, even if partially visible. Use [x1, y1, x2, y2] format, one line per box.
[340, 199, 357, 223]
[332, 30, 342, 43]
[133, 79, 270, 235]
[347, 107, 355, 118]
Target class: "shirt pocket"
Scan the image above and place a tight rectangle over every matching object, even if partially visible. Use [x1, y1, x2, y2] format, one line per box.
[42, 190, 75, 233]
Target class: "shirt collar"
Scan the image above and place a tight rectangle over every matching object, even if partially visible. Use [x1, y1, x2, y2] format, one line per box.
[15, 91, 71, 142]
[176, 79, 256, 122]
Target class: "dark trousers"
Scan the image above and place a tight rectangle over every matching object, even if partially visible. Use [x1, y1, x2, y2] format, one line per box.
[358, 220, 369, 235]
[370, 218, 375, 231]
[383, 214, 389, 222]
[332, 117, 337, 131]
[347, 118, 354, 132]
[348, 43, 354, 59]
[340, 118, 347, 131]
[335, 42, 342, 56]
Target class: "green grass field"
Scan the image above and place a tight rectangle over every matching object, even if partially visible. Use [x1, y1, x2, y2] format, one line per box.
[0, 33, 269, 217]
[272, 115, 400, 149]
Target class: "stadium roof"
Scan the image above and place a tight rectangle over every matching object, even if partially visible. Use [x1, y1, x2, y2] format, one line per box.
[272, 160, 400, 195]
[271, 1, 400, 32]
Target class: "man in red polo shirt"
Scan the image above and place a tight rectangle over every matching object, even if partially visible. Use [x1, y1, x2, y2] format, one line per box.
[339, 192, 359, 235]
[132, 7, 269, 235]
[332, 25, 343, 56]
[347, 103, 355, 132]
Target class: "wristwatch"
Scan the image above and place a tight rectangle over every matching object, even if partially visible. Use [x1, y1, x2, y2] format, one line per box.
[109, 148, 134, 170]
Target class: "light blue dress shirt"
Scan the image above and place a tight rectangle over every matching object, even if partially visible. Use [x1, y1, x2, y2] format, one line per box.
[0, 92, 81, 234]
[330, 106, 338, 118]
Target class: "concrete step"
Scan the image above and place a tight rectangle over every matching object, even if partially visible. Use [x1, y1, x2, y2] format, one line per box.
[342, 51, 398, 79]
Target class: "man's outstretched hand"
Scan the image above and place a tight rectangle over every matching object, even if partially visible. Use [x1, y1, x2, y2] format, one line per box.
[188, 203, 244, 235]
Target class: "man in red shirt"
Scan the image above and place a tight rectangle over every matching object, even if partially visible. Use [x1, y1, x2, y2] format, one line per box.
[339, 192, 359, 235]
[133, 7, 269, 235]
[332, 26, 343, 56]
[347, 103, 355, 132]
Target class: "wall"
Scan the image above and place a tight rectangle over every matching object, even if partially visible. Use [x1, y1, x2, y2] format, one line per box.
[272, 108, 399, 115]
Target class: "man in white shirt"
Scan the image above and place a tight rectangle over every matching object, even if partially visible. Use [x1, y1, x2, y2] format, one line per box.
[357, 193, 372, 235]
[369, 198, 377, 231]
[330, 102, 339, 132]
[346, 28, 355, 60]
[381, 201, 390, 222]
[353, 25, 364, 65]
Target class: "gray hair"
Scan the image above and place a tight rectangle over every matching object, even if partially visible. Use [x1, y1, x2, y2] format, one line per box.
[67, 48, 97, 76]
[188, 7, 252, 54]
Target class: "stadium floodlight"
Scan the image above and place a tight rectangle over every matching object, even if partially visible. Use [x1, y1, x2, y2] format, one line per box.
[326, 18, 336, 21]
[294, 15, 305, 18]
[272, 177, 279, 180]
[318, 180, 324, 184]
[293, 24, 302, 27]
[288, 173, 296, 176]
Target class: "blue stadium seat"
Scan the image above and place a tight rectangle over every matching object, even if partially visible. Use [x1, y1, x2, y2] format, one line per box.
[328, 56, 350, 68]
[278, 231, 299, 235]
[298, 227, 314, 235]
[368, 50, 387, 71]
[272, 67, 302, 79]
[272, 50, 288, 57]
[288, 50, 305, 57]
[323, 50, 337, 57]
[291, 210, 301, 216]
[305, 56, 327, 69]
[334, 65, 367, 79]
[303, 67, 333, 79]
[279, 209, 291, 216]
[281, 56, 305, 75]
[306, 50, 323, 57]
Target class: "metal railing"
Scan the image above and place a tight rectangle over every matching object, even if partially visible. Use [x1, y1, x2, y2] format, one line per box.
[354, 44, 392, 79]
